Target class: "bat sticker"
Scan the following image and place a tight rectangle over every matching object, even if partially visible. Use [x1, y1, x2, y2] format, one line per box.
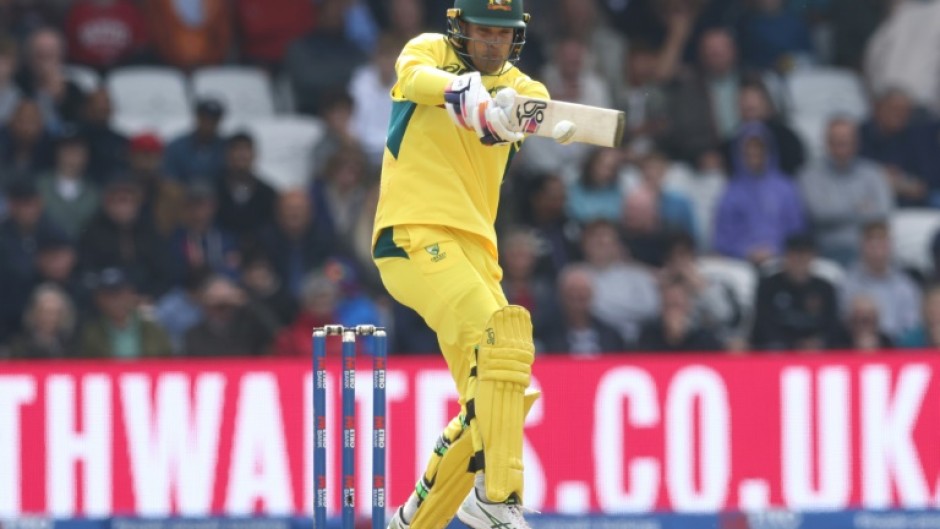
[516, 100, 547, 133]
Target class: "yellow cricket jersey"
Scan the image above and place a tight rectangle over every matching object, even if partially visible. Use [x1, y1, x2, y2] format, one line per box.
[372, 33, 549, 254]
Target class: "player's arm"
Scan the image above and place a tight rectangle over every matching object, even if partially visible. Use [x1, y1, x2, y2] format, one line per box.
[395, 37, 455, 106]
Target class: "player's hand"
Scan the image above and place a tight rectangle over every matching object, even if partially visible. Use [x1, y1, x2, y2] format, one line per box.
[444, 72, 490, 131]
[473, 88, 525, 146]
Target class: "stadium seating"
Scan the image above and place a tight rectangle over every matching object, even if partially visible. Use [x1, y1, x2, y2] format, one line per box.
[786, 67, 870, 120]
[191, 66, 276, 128]
[890, 208, 940, 275]
[107, 66, 192, 124]
[245, 116, 326, 190]
[64, 64, 100, 93]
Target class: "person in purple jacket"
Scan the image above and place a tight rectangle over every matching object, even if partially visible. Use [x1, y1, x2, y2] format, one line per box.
[713, 121, 805, 265]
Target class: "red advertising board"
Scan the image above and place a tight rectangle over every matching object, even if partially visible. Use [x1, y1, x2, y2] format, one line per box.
[1, 353, 939, 518]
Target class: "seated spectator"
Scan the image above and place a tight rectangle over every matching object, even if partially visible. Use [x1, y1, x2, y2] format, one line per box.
[215, 131, 277, 241]
[153, 266, 209, 354]
[311, 91, 357, 177]
[554, 0, 626, 99]
[349, 32, 400, 167]
[78, 267, 172, 358]
[517, 173, 582, 282]
[271, 271, 341, 356]
[78, 88, 129, 181]
[566, 147, 625, 224]
[33, 231, 90, 313]
[842, 220, 921, 341]
[859, 88, 940, 207]
[79, 173, 172, 299]
[239, 248, 297, 327]
[143, 0, 232, 71]
[7, 283, 77, 359]
[539, 264, 626, 355]
[639, 275, 723, 352]
[714, 122, 805, 265]
[0, 1, 62, 42]
[800, 117, 893, 267]
[581, 219, 660, 345]
[616, 39, 667, 155]
[0, 36, 22, 125]
[0, 178, 68, 342]
[722, 80, 805, 177]
[660, 232, 740, 341]
[15, 27, 86, 129]
[541, 35, 613, 110]
[898, 285, 940, 349]
[285, 0, 367, 115]
[169, 181, 239, 282]
[0, 98, 55, 181]
[234, 0, 316, 69]
[183, 275, 276, 356]
[736, 0, 814, 71]
[750, 235, 841, 351]
[832, 294, 894, 352]
[632, 150, 696, 236]
[163, 98, 227, 183]
[64, 0, 151, 72]
[499, 227, 560, 339]
[128, 133, 185, 237]
[312, 146, 370, 254]
[256, 189, 335, 298]
[37, 127, 99, 240]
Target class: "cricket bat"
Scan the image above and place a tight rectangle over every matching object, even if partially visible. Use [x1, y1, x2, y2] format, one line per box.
[508, 96, 625, 148]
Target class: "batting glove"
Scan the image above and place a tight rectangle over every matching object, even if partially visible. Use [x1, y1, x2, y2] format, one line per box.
[473, 88, 525, 146]
[444, 72, 490, 131]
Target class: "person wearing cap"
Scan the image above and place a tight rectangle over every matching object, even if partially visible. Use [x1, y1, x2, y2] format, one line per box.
[750, 234, 841, 351]
[77, 266, 173, 358]
[0, 98, 55, 182]
[78, 172, 172, 299]
[162, 97, 228, 183]
[0, 178, 70, 342]
[79, 88, 131, 180]
[37, 126, 100, 240]
[168, 180, 239, 283]
[127, 132, 186, 236]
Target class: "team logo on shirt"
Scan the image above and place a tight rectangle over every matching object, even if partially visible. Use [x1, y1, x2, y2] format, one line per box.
[425, 243, 448, 262]
[488, 0, 512, 11]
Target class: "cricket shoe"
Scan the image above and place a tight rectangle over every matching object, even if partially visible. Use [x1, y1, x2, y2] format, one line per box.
[387, 506, 410, 529]
[456, 490, 532, 529]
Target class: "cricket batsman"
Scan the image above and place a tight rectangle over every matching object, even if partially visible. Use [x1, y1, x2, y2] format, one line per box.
[372, 1, 574, 528]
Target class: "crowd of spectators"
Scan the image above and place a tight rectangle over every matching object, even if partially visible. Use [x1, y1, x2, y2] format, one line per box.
[2, 0, 940, 360]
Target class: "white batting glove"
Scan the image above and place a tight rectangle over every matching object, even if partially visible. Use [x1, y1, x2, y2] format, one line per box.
[473, 88, 525, 146]
[444, 72, 490, 131]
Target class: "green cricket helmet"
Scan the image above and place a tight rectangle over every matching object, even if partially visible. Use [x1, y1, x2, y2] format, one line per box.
[447, 0, 530, 72]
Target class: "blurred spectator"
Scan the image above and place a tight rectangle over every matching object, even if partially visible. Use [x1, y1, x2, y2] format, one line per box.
[898, 285, 940, 348]
[633, 150, 696, 236]
[829, 0, 888, 71]
[78, 267, 172, 358]
[832, 293, 894, 352]
[349, 33, 399, 166]
[183, 275, 275, 356]
[312, 91, 356, 177]
[163, 97, 227, 183]
[323, 257, 381, 330]
[722, 80, 805, 176]
[639, 275, 723, 352]
[143, 0, 232, 70]
[313, 146, 369, 251]
[500, 228, 560, 339]
[616, 40, 667, 155]
[215, 131, 277, 240]
[517, 173, 582, 282]
[842, 220, 921, 341]
[581, 219, 660, 345]
[660, 232, 740, 340]
[271, 271, 340, 356]
[37, 127, 100, 240]
[15, 27, 86, 128]
[554, 0, 626, 98]
[153, 265, 209, 353]
[169, 181, 239, 283]
[285, 0, 367, 116]
[0, 0, 64, 42]
[799, 118, 893, 266]
[566, 147, 624, 224]
[233, 0, 317, 69]
[78, 88, 129, 181]
[0, 36, 21, 125]
[864, 0, 940, 115]
[664, 149, 729, 250]
[0, 98, 55, 182]
[736, 0, 815, 71]
[257, 189, 335, 298]
[380, 0, 425, 39]
[542, 35, 612, 111]
[714, 122, 805, 264]
[33, 231, 89, 314]
[350, 182, 382, 293]
[64, 0, 151, 72]
[0, 179, 68, 342]
[78, 173, 171, 299]
[239, 247, 297, 327]
[7, 283, 77, 359]
[750, 235, 841, 351]
[539, 264, 626, 355]
[128, 133, 186, 236]
[859, 88, 940, 207]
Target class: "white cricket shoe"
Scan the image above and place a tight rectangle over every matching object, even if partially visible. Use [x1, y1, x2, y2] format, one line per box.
[456, 490, 532, 529]
[387, 506, 410, 529]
